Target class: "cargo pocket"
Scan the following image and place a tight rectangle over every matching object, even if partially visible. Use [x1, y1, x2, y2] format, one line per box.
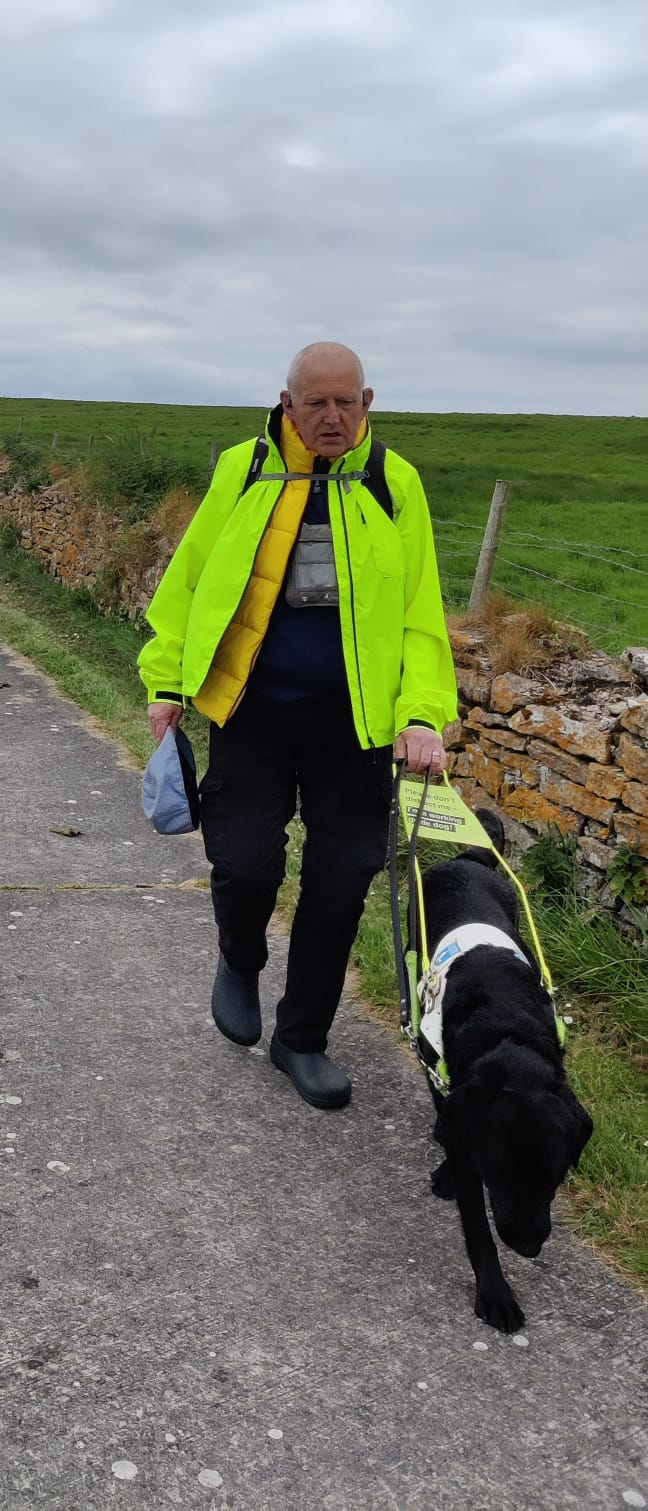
[198, 772, 224, 799]
[198, 773, 225, 863]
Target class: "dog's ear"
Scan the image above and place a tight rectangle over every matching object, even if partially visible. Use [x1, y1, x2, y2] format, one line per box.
[474, 807, 505, 853]
[440, 1060, 521, 1147]
[438, 1083, 480, 1148]
[561, 1088, 594, 1168]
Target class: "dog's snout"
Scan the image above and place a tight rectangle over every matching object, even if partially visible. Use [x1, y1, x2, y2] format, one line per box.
[511, 1234, 545, 1259]
[495, 1216, 551, 1258]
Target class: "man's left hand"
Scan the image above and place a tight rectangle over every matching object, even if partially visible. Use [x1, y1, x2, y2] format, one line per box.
[394, 725, 447, 775]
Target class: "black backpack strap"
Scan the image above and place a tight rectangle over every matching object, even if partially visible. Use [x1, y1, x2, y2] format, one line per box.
[362, 437, 393, 520]
[240, 432, 394, 518]
[240, 436, 269, 495]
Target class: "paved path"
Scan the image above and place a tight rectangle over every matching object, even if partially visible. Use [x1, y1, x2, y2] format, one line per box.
[1, 642, 646, 1511]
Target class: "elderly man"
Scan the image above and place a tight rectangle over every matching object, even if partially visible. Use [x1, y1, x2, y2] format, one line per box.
[138, 342, 457, 1109]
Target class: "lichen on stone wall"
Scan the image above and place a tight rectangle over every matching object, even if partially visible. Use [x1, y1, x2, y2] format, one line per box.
[446, 618, 648, 924]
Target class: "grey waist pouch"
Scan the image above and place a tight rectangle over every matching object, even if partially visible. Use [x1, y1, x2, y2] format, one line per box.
[285, 524, 339, 607]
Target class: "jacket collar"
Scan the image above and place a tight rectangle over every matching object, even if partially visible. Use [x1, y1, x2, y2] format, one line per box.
[265, 402, 372, 473]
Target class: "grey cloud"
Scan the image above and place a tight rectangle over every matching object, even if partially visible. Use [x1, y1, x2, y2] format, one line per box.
[0, 0, 646, 411]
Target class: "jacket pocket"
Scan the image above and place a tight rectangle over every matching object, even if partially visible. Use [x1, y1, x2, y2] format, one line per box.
[356, 503, 403, 579]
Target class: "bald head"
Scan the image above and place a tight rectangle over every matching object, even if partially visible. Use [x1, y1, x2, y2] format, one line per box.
[281, 342, 373, 459]
[286, 342, 365, 396]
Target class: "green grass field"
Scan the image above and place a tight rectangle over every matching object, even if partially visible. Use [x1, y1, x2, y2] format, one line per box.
[2, 397, 647, 653]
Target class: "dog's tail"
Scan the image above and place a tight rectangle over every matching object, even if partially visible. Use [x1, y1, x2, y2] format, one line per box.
[462, 807, 506, 867]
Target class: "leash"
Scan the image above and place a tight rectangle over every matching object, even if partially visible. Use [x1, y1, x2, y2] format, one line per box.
[389, 761, 450, 1092]
[388, 764, 569, 1095]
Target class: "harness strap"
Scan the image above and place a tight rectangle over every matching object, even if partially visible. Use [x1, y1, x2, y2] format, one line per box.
[388, 762, 410, 1029]
[389, 762, 450, 1092]
[389, 766, 567, 1097]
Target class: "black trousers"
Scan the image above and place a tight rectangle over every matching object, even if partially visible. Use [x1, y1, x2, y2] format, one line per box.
[199, 694, 392, 1053]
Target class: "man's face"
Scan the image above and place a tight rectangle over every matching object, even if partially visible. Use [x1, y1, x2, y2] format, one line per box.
[281, 356, 374, 459]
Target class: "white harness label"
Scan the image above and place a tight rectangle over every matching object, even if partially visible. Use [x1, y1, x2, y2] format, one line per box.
[419, 924, 531, 1060]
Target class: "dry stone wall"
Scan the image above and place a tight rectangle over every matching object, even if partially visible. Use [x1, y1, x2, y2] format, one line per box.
[445, 629, 648, 900]
[2, 477, 647, 901]
[0, 477, 166, 618]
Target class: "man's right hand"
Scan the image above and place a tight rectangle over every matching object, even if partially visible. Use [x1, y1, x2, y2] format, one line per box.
[148, 701, 184, 744]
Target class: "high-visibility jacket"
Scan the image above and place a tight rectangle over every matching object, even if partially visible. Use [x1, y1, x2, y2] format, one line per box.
[137, 409, 457, 747]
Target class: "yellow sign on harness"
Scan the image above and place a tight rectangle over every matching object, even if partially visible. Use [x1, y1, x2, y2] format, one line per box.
[399, 779, 492, 847]
[397, 771, 555, 999]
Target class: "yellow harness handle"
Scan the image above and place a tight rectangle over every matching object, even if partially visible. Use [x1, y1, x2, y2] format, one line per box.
[401, 770, 557, 1000]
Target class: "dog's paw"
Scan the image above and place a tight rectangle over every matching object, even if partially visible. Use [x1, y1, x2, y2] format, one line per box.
[475, 1279, 525, 1334]
[430, 1160, 456, 1201]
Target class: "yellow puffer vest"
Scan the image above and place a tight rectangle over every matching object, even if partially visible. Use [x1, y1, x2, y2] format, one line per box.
[192, 413, 366, 724]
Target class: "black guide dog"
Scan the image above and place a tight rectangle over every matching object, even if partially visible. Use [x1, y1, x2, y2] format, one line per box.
[419, 809, 593, 1333]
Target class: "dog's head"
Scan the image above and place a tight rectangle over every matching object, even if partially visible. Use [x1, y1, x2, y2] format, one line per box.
[439, 1044, 593, 1258]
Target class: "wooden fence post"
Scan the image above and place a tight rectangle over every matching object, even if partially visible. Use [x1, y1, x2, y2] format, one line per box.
[210, 443, 219, 467]
[468, 479, 511, 612]
[51, 433, 59, 451]
[16, 416, 23, 435]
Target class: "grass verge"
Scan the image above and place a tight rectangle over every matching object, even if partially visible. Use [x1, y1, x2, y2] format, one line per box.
[1, 537, 646, 1288]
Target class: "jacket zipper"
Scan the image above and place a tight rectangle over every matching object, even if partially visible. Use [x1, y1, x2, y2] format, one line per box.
[336, 476, 373, 748]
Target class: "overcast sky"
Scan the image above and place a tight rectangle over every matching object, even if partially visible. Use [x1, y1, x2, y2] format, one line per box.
[1, 0, 646, 414]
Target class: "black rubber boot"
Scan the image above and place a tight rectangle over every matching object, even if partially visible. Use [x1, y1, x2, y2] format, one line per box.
[269, 1031, 351, 1109]
[211, 957, 261, 1046]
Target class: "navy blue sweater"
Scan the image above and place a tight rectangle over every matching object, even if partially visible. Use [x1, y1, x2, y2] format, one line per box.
[248, 472, 346, 703]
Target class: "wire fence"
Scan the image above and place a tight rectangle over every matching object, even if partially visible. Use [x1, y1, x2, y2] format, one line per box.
[434, 518, 647, 649]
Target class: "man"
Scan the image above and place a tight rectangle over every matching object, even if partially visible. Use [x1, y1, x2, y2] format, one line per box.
[138, 343, 457, 1109]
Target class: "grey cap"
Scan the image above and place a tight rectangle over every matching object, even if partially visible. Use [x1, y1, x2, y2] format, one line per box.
[141, 726, 200, 835]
